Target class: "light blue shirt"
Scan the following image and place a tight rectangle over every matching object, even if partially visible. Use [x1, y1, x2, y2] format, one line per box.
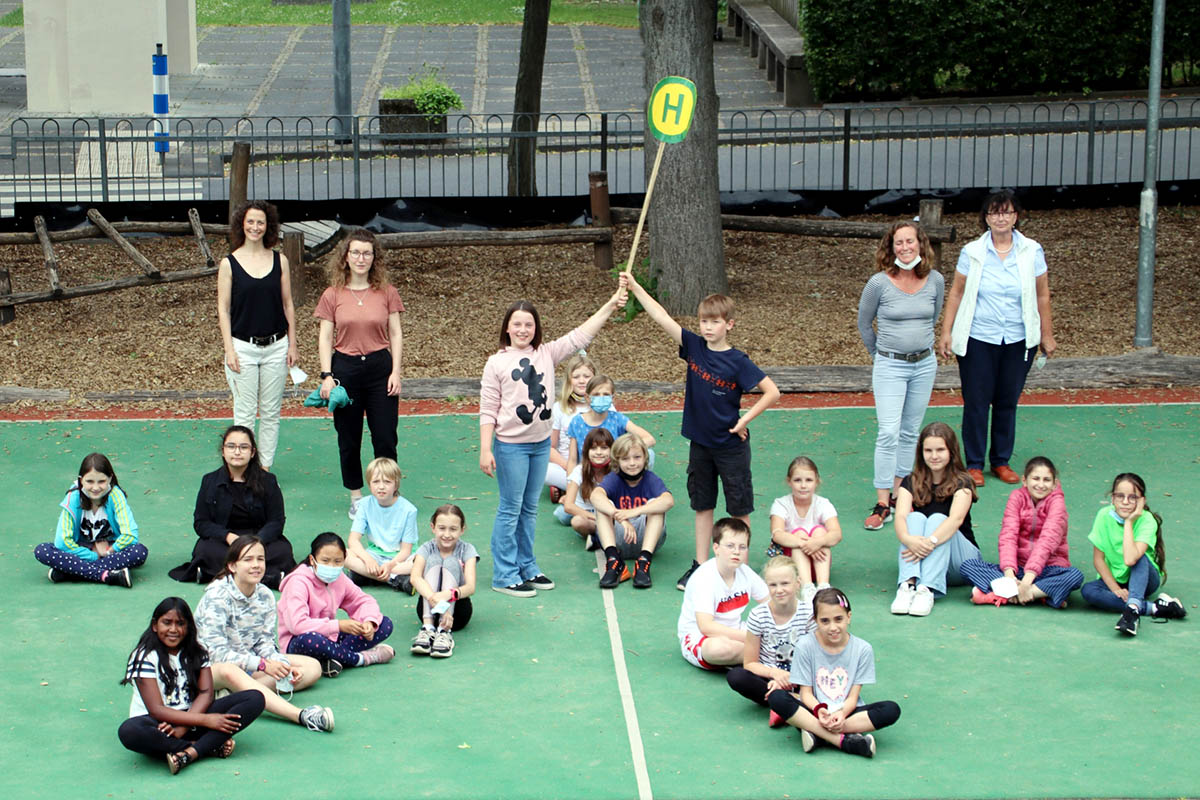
[956, 229, 1046, 345]
[352, 494, 419, 553]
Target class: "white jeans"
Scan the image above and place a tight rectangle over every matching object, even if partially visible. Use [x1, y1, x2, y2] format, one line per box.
[225, 336, 288, 467]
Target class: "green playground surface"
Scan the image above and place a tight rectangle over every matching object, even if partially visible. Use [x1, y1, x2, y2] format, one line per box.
[2, 404, 1198, 800]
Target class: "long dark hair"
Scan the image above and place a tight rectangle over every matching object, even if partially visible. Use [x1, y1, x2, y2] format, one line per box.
[121, 597, 207, 701]
[1111, 472, 1167, 579]
[216, 534, 265, 581]
[220, 425, 265, 496]
[499, 300, 543, 348]
[909, 422, 975, 507]
[579, 427, 615, 500]
[229, 199, 281, 249]
[308, 531, 346, 561]
[73, 452, 118, 511]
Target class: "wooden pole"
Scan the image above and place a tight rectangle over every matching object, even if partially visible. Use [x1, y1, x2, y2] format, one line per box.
[33, 215, 61, 296]
[918, 198, 945, 269]
[608, 207, 956, 243]
[0, 268, 13, 324]
[625, 140, 666, 272]
[0, 220, 226, 246]
[282, 231, 305, 307]
[229, 141, 252, 226]
[0, 264, 217, 307]
[87, 209, 161, 278]
[374, 228, 611, 249]
[588, 170, 613, 272]
[189, 207, 215, 267]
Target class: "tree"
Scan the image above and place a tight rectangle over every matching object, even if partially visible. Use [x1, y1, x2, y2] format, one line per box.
[639, 0, 725, 314]
[507, 0, 551, 196]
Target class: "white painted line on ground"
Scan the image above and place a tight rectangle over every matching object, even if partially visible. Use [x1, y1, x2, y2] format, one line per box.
[595, 549, 653, 800]
[357, 25, 397, 117]
[244, 27, 305, 118]
[570, 25, 600, 117]
[470, 26, 489, 121]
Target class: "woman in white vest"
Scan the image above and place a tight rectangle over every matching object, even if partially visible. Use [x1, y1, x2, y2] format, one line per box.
[937, 190, 1056, 488]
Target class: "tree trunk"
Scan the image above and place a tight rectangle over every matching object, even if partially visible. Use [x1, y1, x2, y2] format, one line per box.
[507, 0, 551, 196]
[640, 0, 726, 315]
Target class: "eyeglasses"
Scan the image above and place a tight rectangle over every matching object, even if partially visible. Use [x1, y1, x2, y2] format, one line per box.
[1113, 493, 1142, 503]
[223, 443, 253, 452]
[986, 209, 1017, 218]
[719, 542, 749, 552]
[347, 249, 374, 261]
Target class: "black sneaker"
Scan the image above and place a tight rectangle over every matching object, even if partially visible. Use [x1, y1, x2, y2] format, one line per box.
[599, 557, 626, 589]
[492, 581, 537, 598]
[1116, 604, 1140, 636]
[319, 658, 344, 678]
[104, 567, 133, 588]
[47, 568, 69, 584]
[527, 574, 555, 591]
[1153, 593, 1187, 620]
[388, 574, 415, 595]
[632, 558, 652, 589]
[676, 560, 700, 592]
[840, 733, 876, 758]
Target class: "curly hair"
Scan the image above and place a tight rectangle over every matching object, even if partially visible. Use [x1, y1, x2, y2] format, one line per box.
[874, 221, 932, 278]
[229, 200, 281, 249]
[327, 228, 388, 290]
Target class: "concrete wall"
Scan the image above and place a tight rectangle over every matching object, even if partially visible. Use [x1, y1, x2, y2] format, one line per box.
[25, 0, 196, 115]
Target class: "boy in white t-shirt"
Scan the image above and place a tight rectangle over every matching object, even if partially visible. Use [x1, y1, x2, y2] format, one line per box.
[677, 518, 768, 670]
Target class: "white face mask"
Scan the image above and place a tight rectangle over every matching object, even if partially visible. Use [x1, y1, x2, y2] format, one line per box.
[894, 256, 922, 271]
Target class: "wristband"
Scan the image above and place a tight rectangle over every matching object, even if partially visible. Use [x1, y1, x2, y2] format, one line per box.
[319, 371, 333, 380]
[812, 703, 828, 715]
[451, 588, 459, 602]
[258, 658, 267, 673]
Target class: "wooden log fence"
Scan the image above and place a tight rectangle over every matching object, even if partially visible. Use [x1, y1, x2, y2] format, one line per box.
[88, 209, 160, 278]
[33, 215, 61, 296]
[609, 205, 956, 243]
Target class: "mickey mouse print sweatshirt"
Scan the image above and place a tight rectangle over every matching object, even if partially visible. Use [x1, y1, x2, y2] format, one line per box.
[480, 328, 593, 444]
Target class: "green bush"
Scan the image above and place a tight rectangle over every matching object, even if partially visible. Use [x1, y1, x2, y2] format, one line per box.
[799, 0, 1199, 102]
[381, 65, 464, 118]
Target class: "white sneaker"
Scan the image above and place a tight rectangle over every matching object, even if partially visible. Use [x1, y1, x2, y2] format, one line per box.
[908, 585, 935, 616]
[348, 497, 361, 522]
[800, 584, 818, 604]
[890, 582, 916, 614]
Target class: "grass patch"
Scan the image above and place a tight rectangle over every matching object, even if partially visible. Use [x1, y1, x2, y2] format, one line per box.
[198, 0, 638, 27]
[0, 7, 22, 27]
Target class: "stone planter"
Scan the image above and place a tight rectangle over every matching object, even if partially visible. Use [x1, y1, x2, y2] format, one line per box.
[378, 97, 448, 145]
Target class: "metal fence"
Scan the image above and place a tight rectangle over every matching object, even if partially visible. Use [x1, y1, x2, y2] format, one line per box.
[0, 99, 1197, 215]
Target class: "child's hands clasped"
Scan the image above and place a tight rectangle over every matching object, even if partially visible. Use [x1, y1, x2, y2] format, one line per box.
[157, 721, 189, 738]
[339, 619, 375, 638]
[820, 707, 846, 733]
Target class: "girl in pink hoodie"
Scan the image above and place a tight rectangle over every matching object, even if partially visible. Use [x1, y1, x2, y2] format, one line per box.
[960, 456, 1084, 608]
[479, 287, 626, 598]
[278, 532, 395, 677]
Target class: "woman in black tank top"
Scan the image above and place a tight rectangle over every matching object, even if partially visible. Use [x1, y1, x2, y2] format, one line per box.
[217, 201, 298, 470]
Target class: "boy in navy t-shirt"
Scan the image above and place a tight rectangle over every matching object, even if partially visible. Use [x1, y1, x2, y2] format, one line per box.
[621, 272, 780, 591]
[590, 433, 674, 589]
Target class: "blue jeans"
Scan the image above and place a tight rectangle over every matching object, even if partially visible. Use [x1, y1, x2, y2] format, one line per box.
[872, 352, 937, 490]
[1081, 554, 1161, 615]
[896, 512, 980, 596]
[490, 437, 551, 588]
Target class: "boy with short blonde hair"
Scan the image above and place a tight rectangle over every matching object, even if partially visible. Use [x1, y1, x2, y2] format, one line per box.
[590, 433, 674, 589]
[620, 273, 780, 591]
[345, 457, 418, 593]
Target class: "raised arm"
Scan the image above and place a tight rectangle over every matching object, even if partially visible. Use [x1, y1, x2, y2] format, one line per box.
[619, 270, 682, 345]
[575, 286, 628, 341]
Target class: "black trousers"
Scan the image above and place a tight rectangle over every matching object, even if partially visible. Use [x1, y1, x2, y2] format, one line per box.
[726, 666, 772, 707]
[168, 535, 295, 590]
[332, 349, 399, 490]
[118, 690, 265, 759]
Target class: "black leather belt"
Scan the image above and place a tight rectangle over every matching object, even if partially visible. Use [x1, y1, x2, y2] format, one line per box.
[877, 348, 932, 363]
[247, 331, 286, 347]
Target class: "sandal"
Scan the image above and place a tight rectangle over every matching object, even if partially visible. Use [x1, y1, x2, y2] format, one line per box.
[166, 749, 194, 774]
[217, 738, 236, 759]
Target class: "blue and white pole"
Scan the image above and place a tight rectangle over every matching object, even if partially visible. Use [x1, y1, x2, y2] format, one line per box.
[152, 43, 169, 153]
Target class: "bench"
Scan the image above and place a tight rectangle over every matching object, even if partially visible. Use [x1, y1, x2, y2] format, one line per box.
[727, 0, 814, 107]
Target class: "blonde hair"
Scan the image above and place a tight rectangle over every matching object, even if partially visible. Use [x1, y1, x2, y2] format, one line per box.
[610, 432, 648, 462]
[557, 353, 597, 412]
[697, 293, 735, 321]
[365, 457, 402, 492]
[762, 555, 799, 581]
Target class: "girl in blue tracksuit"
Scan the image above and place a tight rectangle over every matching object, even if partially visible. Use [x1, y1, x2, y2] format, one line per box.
[34, 452, 148, 587]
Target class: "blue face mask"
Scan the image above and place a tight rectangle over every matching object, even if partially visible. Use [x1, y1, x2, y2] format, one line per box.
[314, 563, 343, 584]
[590, 395, 613, 413]
[1109, 508, 1126, 524]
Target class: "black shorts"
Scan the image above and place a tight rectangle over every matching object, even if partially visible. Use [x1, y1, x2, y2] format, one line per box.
[686, 438, 754, 516]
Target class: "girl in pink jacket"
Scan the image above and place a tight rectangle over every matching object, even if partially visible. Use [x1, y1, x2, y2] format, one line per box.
[479, 287, 626, 598]
[278, 533, 395, 677]
[960, 457, 1084, 608]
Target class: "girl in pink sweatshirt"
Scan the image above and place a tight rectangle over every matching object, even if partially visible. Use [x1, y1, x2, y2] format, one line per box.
[959, 456, 1084, 608]
[277, 532, 395, 677]
[479, 287, 626, 598]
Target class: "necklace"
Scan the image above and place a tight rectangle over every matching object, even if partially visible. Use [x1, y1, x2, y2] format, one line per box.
[348, 286, 368, 306]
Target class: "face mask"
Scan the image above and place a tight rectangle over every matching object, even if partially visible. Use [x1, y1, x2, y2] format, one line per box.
[589, 395, 613, 413]
[1109, 508, 1126, 524]
[314, 563, 343, 584]
[590, 457, 611, 468]
[619, 467, 645, 482]
[894, 255, 921, 271]
[570, 391, 587, 404]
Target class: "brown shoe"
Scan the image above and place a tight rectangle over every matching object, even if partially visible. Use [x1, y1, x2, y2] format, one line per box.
[991, 465, 1021, 484]
[968, 468, 985, 487]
